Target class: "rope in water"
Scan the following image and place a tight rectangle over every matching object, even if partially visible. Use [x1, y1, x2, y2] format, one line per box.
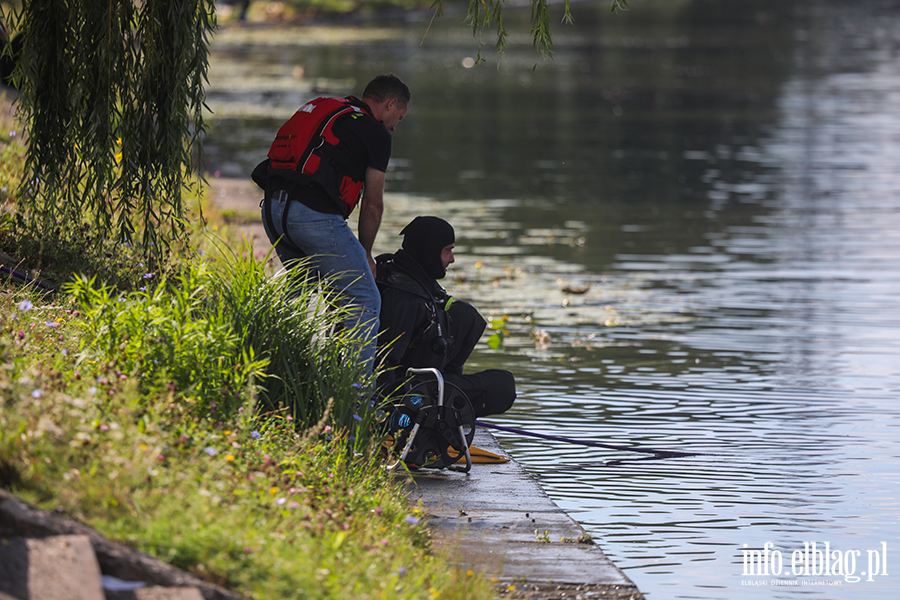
[474, 420, 701, 458]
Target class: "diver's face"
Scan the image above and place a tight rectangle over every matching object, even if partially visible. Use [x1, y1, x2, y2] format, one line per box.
[441, 244, 455, 271]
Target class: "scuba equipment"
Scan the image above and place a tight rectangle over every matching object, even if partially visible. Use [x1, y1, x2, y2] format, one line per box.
[386, 368, 476, 473]
[427, 300, 453, 355]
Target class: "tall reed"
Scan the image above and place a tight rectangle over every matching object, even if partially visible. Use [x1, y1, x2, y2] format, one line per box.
[206, 237, 377, 438]
[66, 238, 378, 443]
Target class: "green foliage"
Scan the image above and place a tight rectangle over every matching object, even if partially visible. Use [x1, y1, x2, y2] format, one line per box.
[486, 314, 509, 350]
[0, 299, 494, 599]
[1, 1, 216, 265]
[64, 239, 377, 440]
[433, 0, 628, 60]
[209, 245, 375, 433]
[0, 93, 24, 210]
[0, 99, 206, 292]
[0, 216, 493, 600]
[612, 0, 631, 13]
[65, 265, 268, 419]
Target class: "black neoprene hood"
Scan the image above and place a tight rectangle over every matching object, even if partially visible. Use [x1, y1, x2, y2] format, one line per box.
[400, 216, 455, 279]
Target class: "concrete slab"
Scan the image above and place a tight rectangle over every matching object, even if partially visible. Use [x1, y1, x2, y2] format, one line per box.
[403, 428, 644, 599]
[0, 535, 105, 600]
[106, 587, 205, 600]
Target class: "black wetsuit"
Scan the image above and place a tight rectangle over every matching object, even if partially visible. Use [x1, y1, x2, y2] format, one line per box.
[376, 250, 516, 418]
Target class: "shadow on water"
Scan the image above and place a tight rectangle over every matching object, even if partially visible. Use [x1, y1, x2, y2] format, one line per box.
[204, 1, 900, 598]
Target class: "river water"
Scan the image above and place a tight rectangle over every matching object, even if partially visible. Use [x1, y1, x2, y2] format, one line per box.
[204, 1, 900, 598]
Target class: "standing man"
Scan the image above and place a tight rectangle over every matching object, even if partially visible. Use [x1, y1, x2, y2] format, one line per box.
[376, 216, 516, 418]
[253, 74, 410, 371]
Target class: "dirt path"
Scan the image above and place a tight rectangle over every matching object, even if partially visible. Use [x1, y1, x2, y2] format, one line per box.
[205, 176, 271, 255]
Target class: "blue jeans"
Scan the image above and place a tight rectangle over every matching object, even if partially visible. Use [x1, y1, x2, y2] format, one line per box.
[262, 191, 380, 371]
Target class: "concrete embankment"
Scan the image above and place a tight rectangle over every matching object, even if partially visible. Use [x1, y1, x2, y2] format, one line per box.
[404, 428, 644, 600]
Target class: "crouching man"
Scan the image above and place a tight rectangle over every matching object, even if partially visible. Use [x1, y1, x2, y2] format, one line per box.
[375, 216, 516, 418]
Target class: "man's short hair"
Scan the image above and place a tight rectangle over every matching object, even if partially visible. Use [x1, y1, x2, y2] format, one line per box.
[363, 74, 410, 107]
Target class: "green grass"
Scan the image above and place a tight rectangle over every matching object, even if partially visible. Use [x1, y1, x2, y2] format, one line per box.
[0, 243, 498, 600]
[65, 235, 384, 433]
[0, 95, 498, 600]
[0, 335, 485, 598]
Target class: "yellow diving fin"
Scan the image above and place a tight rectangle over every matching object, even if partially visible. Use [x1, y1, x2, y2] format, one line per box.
[450, 445, 510, 464]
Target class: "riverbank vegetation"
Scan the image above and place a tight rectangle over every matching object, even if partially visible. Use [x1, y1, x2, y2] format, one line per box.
[0, 93, 496, 599]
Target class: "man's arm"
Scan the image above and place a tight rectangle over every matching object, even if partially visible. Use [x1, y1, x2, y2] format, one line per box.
[358, 167, 385, 275]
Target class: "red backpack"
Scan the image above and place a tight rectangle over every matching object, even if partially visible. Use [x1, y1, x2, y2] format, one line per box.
[257, 96, 371, 217]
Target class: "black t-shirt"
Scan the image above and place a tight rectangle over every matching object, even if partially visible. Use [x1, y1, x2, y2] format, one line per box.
[286, 98, 392, 215]
[332, 103, 392, 173]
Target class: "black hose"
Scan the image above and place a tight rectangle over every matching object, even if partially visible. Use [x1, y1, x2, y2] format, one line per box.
[0, 264, 54, 290]
[475, 420, 703, 458]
